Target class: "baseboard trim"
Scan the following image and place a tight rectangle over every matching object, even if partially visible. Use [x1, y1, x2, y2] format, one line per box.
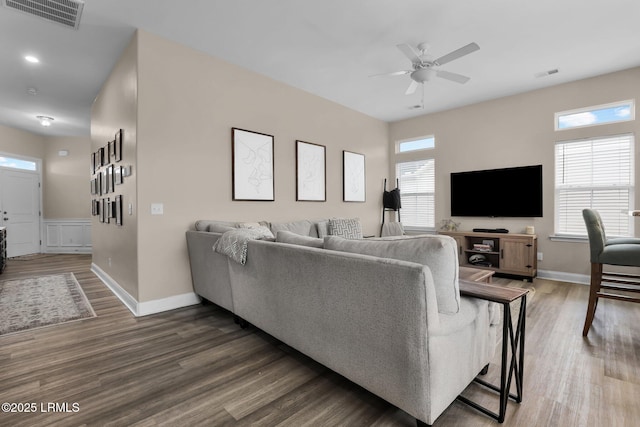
[91, 263, 201, 317]
[537, 269, 589, 285]
[137, 292, 201, 317]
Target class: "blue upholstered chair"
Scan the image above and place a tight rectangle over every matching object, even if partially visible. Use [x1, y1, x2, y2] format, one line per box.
[582, 209, 640, 336]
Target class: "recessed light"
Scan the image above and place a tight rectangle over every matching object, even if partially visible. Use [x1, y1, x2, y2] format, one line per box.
[27, 87, 38, 96]
[36, 116, 54, 127]
[25, 55, 40, 63]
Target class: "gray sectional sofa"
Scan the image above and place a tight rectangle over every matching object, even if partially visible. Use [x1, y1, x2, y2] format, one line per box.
[186, 219, 498, 426]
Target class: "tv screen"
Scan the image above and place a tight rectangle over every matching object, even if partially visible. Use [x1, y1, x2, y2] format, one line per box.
[450, 165, 543, 217]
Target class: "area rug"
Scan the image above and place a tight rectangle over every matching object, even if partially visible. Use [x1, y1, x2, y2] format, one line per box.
[0, 273, 96, 336]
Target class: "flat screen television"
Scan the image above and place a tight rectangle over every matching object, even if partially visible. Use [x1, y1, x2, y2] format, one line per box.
[450, 165, 543, 217]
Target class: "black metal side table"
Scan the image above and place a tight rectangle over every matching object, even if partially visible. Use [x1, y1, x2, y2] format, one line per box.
[456, 280, 528, 423]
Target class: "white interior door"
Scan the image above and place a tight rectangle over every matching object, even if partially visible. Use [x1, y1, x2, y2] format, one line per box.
[1, 169, 41, 257]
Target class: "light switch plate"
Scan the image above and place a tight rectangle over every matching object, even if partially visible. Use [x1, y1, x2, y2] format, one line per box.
[151, 203, 163, 215]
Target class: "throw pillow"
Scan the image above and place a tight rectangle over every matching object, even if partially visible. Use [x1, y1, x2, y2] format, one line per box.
[328, 218, 363, 239]
[270, 220, 318, 237]
[323, 235, 460, 314]
[276, 230, 324, 248]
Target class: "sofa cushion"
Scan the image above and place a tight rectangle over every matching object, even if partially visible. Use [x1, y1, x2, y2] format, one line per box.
[238, 222, 275, 239]
[194, 220, 236, 232]
[276, 230, 324, 248]
[328, 218, 363, 239]
[208, 223, 236, 233]
[323, 235, 460, 314]
[270, 220, 318, 237]
[316, 220, 329, 237]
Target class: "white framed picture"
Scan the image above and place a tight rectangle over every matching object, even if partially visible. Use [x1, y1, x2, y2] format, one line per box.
[343, 150, 365, 202]
[232, 128, 274, 201]
[296, 140, 326, 202]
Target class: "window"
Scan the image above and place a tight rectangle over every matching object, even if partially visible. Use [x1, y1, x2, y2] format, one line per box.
[397, 136, 435, 153]
[396, 159, 435, 229]
[555, 134, 634, 237]
[0, 156, 37, 171]
[555, 100, 634, 131]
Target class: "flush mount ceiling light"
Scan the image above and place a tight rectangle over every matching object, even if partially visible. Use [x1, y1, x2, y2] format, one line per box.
[27, 87, 38, 95]
[25, 55, 39, 63]
[36, 115, 54, 127]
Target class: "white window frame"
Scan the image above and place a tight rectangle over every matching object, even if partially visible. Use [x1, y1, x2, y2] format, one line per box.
[0, 153, 39, 171]
[395, 158, 435, 232]
[396, 135, 435, 153]
[554, 133, 634, 239]
[555, 99, 635, 131]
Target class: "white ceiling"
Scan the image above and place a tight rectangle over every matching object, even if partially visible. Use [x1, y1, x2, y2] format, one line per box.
[2, 0, 640, 137]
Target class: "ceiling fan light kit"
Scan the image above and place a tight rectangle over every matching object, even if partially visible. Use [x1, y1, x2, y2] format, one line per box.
[375, 41, 480, 97]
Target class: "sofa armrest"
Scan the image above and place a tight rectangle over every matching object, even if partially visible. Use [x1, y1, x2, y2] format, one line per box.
[229, 240, 439, 420]
[185, 230, 233, 311]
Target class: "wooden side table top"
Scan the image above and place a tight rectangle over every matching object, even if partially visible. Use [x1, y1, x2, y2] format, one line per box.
[459, 279, 529, 304]
[459, 266, 494, 283]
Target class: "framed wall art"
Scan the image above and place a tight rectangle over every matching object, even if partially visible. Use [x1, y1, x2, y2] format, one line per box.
[107, 164, 114, 193]
[114, 129, 123, 162]
[108, 140, 115, 160]
[115, 195, 123, 226]
[114, 165, 124, 185]
[100, 198, 108, 223]
[96, 172, 103, 196]
[101, 146, 108, 166]
[91, 152, 97, 174]
[232, 127, 274, 201]
[296, 140, 326, 202]
[343, 150, 366, 202]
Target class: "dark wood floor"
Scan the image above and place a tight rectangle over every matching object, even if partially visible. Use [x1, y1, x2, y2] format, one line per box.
[0, 254, 639, 426]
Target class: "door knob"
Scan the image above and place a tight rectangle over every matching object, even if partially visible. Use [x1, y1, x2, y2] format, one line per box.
[3, 218, 7, 221]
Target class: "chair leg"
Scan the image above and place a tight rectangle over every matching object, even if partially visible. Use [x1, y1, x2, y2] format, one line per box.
[583, 263, 602, 336]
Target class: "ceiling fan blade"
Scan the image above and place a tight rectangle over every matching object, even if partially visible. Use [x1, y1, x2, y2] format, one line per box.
[433, 42, 479, 66]
[397, 43, 422, 64]
[436, 70, 471, 84]
[405, 80, 419, 95]
[369, 70, 412, 78]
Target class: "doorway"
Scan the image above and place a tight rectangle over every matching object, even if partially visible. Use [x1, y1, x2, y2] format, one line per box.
[0, 155, 42, 257]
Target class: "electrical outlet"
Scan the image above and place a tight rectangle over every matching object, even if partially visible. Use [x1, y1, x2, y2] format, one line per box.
[537, 252, 543, 261]
[151, 203, 164, 215]
[108, 257, 112, 267]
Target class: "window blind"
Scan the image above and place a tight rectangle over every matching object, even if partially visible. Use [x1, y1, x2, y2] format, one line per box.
[396, 159, 435, 228]
[555, 134, 634, 237]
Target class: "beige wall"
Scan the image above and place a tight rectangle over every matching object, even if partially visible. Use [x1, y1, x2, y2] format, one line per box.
[91, 33, 139, 299]
[43, 135, 91, 218]
[0, 123, 91, 220]
[389, 67, 640, 276]
[93, 30, 389, 303]
[0, 124, 46, 161]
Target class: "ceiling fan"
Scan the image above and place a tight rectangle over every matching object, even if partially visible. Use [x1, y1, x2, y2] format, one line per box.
[375, 42, 480, 95]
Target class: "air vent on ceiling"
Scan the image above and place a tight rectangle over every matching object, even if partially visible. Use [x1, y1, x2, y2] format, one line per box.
[534, 68, 559, 78]
[3, 0, 84, 30]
